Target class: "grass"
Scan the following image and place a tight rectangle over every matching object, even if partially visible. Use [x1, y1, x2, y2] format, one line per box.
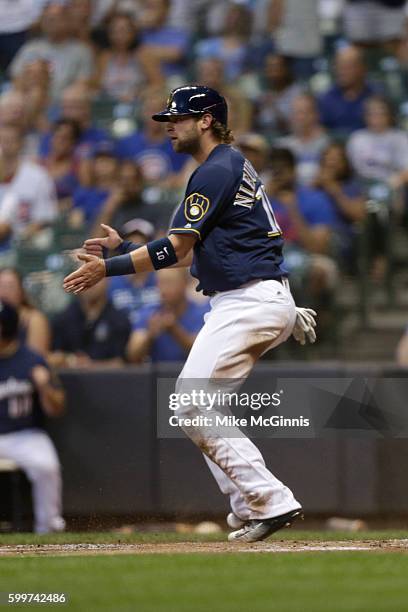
[1, 551, 408, 612]
[0, 532, 407, 612]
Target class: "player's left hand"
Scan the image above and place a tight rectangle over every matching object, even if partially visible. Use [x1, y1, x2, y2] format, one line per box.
[292, 307, 317, 345]
[63, 253, 106, 294]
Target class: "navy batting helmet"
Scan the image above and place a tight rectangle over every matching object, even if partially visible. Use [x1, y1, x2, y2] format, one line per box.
[152, 86, 228, 126]
[0, 300, 19, 341]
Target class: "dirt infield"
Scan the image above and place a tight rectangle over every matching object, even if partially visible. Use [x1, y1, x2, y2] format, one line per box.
[1, 539, 408, 557]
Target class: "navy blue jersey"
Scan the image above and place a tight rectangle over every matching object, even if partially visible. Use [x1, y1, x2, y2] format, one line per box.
[0, 345, 47, 434]
[169, 144, 287, 295]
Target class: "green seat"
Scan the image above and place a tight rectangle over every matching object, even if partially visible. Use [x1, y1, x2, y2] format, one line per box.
[23, 269, 72, 316]
[91, 97, 116, 131]
[52, 222, 87, 252]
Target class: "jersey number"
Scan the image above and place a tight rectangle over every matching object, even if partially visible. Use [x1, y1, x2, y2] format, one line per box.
[8, 396, 32, 419]
[156, 247, 169, 261]
[257, 185, 282, 236]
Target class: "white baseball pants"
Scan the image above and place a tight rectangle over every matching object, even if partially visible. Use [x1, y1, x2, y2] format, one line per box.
[0, 429, 64, 533]
[177, 278, 301, 521]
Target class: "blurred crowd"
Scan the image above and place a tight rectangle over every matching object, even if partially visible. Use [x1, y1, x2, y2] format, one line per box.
[0, 0, 407, 366]
[1, 0, 408, 533]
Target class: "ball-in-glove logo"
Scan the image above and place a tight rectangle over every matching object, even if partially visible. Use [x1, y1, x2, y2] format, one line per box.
[184, 192, 210, 222]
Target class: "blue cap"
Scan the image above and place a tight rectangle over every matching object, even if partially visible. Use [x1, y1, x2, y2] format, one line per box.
[152, 86, 228, 126]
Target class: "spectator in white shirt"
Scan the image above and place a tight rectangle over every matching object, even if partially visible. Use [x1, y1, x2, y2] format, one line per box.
[0, 0, 46, 70]
[0, 90, 37, 160]
[253, 53, 304, 139]
[10, 2, 95, 102]
[343, 0, 407, 55]
[0, 66, 50, 160]
[277, 93, 331, 185]
[347, 95, 408, 186]
[0, 125, 57, 248]
[254, 0, 323, 78]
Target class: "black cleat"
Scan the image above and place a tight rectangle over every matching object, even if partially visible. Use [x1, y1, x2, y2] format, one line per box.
[228, 508, 304, 542]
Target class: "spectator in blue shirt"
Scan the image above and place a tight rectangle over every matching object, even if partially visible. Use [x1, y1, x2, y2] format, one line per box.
[313, 142, 366, 269]
[318, 46, 376, 136]
[116, 89, 189, 186]
[195, 3, 253, 82]
[107, 219, 160, 326]
[266, 147, 339, 313]
[267, 148, 338, 254]
[72, 141, 119, 227]
[127, 268, 209, 363]
[138, 0, 190, 79]
[39, 84, 109, 161]
[42, 119, 81, 206]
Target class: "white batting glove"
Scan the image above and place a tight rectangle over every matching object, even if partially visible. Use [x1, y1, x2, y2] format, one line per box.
[292, 307, 317, 345]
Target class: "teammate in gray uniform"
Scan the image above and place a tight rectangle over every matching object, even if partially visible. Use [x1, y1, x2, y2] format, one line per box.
[63, 86, 316, 542]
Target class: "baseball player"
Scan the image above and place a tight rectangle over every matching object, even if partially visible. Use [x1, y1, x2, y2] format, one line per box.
[63, 86, 316, 542]
[0, 300, 65, 533]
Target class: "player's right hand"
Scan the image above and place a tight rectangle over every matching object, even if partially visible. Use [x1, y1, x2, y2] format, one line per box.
[63, 253, 106, 294]
[83, 224, 122, 258]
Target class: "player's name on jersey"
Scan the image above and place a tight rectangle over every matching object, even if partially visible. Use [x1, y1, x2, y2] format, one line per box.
[233, 159, 258, 209]
[168, 414, 310, 428]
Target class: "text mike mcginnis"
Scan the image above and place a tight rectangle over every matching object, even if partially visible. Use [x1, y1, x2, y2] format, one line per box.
[168, 414, 311, 428]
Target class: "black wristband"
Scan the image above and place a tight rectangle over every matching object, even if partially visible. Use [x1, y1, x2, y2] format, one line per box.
[105, 253, 136, 277]
[147, 237, 178, 270]
[115, 240, 141, 255]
